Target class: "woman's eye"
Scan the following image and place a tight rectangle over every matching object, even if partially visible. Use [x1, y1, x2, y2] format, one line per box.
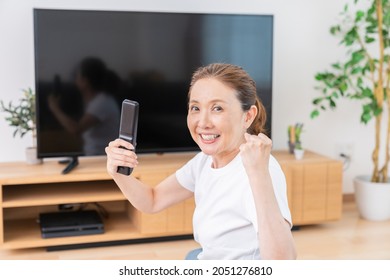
[190, 105, 199, 111]
[213, 106, 223, 112]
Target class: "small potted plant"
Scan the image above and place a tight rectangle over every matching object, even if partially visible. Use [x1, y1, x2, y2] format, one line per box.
[0, 88, 42, 164]
[294, 141, 304, 160]
[288, 123, 305, 159]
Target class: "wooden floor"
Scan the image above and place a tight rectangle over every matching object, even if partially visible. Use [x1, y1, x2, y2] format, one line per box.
[1, 201, 390, 260]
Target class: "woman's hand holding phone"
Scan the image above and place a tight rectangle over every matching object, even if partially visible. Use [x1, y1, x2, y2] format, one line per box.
[105, 138, 138, 176]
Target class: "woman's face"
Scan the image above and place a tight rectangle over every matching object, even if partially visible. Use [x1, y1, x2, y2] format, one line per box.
[187, 78, 256, 165]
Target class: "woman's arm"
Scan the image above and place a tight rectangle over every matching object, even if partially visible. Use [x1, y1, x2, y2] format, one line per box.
[240, 133, 297, 260]
[48, 94, 99, 134]
[105, 138, 193, 213]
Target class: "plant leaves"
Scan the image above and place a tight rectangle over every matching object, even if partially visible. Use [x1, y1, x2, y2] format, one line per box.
[365, 36, 375, 43]
[332, 63, 341, 69]
[0, 88, 35, 138]
[384, 10, 390, 27]
[312, 97, 323, 105]
[310, 110, 320, 119]
[311, 0, 389, 127]
[329, 97, 337, 108]
[355, 10, 365, 22]
[330, 25, 341, 35]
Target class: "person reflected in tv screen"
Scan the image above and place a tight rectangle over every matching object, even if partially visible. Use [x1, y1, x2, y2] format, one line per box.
[48, 57, 121, 156]
[105, 63, 296, 260]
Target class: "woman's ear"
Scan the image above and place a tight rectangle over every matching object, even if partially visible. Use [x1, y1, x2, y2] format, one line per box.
[245, 105, 258, 128]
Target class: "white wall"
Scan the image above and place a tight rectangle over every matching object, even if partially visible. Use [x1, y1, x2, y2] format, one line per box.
[0, 0, 375, 193]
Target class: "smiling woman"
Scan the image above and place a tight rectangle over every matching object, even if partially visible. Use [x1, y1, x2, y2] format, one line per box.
[105, 63, 296, 260]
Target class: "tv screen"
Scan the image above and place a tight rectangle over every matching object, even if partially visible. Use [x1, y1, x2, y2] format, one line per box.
[34, 9, 273, 158]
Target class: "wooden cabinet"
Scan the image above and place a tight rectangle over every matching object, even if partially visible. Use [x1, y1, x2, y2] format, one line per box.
[272, 150, 343, 225]
[0, 150, 342, 250]
[0, 153, 195, 250]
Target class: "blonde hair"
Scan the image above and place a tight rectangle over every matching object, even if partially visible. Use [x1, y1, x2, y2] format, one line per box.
[189, 63, 267, 135]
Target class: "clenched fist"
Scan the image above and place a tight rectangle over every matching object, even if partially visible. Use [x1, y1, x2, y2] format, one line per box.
[240, 133, 272, 175]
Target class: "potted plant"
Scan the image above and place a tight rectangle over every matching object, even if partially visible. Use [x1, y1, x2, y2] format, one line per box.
[0, 88, 42, 164]
[288, 123, 305, 159]
[311, 0, 390, 220]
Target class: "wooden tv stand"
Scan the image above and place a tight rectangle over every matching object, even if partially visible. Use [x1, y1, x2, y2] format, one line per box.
[0, 153, 196, 250]
[0, 150, 342, 250]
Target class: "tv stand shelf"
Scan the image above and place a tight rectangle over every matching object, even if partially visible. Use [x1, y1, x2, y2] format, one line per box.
[2, 181, 125, 208]
[0, 154, 196, 250]
[0, 151, 342, 250]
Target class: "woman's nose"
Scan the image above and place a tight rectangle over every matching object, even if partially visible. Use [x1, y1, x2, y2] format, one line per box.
[198, 111, 212, 128]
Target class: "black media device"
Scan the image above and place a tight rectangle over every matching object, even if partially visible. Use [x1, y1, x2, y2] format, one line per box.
[117, 99, 139, 176]
[39, 210, 104, 238]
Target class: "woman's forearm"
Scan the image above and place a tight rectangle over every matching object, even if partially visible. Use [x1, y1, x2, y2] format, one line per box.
[111, 173, 157, 214]
[50, 106, 80, 134]
[249, 171, 297, 260]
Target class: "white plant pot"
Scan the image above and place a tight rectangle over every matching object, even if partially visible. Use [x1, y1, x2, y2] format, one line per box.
[354, 175, 390, 221]
[294, 149, 304, 160]
[25, 147, 42, 165]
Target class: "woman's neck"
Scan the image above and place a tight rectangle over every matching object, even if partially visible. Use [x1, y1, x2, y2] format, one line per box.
[211, 148, 240, 169]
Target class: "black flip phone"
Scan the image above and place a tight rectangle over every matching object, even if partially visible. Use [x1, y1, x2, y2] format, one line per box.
[117, 99, 139, 176]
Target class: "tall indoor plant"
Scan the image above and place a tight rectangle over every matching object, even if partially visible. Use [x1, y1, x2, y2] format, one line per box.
[0, 88, 42, 164]
[311, 0, 390, 220]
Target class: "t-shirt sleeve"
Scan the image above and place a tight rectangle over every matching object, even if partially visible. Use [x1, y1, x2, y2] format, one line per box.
[246, 155, 293, 231]
[175, 152, 204, 192]
[269, 156, 293, 227]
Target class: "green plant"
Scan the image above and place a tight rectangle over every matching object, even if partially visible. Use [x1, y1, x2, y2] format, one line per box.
[311, 0, 390, 182]
[294, 142, 303, 150]
[0, 88, 36, 142]
[288, 123, 304, 149]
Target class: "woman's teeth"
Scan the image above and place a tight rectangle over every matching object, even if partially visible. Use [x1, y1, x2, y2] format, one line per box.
[201, 134, 219, 140]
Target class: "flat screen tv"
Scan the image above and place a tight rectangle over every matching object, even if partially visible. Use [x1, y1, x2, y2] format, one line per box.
[34, 9, 273, 165]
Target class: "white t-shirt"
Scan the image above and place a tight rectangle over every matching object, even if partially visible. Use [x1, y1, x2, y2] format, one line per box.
[83, 93, 120, 155]
[176, 152, 292, 260]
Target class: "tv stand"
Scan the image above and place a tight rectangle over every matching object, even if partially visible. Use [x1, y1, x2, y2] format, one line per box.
[0, 151, 342, 250]
[59, 157, 79, 175]
[0, 153, 196, 250]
